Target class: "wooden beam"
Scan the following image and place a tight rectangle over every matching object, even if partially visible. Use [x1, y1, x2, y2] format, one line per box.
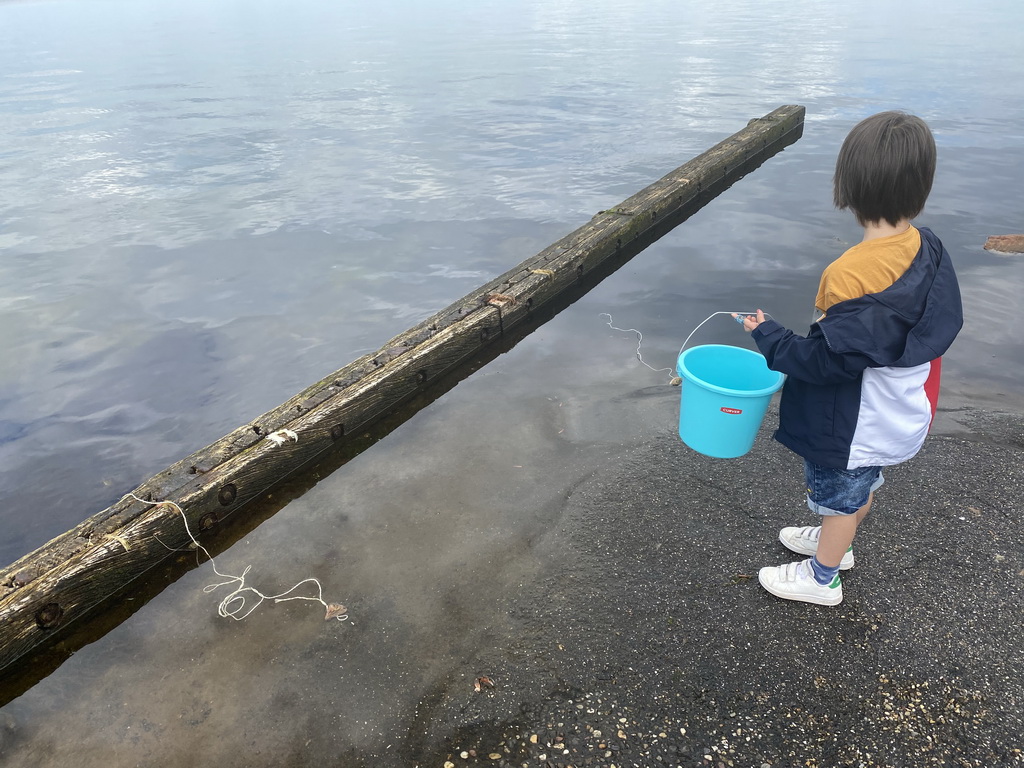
[0, 105, 805, 673]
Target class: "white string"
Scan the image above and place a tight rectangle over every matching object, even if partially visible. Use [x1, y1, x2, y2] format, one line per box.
[601, 310, 769, 383]
[599, 313, 675, 375]
[121, 493, 348, 623]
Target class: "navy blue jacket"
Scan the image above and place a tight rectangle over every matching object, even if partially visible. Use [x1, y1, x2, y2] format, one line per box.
[751, 227, 963, 469]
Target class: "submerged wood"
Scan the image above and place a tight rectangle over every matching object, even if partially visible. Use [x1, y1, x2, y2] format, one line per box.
[0, 105, 805, 672]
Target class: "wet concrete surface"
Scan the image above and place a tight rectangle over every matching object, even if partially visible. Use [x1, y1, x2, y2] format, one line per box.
[417, 403, 1024, 768]
[1, 306, 1021, 767]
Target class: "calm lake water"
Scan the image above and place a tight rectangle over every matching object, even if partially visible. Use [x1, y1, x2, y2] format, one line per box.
[1, 0, 1022, 764]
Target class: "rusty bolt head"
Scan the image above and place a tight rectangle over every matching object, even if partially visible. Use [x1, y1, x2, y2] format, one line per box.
[198, 512, 219, 532]
[36, 602, 64, 630]
[217, 483, 237, 506]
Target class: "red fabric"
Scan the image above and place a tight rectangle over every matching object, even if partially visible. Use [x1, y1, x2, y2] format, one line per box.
[925, 357, 943, 428]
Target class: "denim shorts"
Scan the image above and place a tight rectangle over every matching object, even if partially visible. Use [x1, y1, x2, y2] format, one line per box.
[804, 460, 884, 516]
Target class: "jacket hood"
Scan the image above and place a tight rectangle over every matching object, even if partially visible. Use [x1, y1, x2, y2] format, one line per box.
[817, 227, 963, 368]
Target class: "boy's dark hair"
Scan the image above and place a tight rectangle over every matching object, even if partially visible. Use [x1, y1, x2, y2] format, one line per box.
[833, 111, 936, 227]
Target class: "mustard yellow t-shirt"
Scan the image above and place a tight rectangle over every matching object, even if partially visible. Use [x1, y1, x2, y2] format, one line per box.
[815, 226, 922, 313]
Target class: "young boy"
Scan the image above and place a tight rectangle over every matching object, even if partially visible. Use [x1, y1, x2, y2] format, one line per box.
[736, 111, 963, 606]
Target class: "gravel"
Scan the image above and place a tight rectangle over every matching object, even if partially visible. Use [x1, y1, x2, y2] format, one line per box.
[416, 407, 1024, 768]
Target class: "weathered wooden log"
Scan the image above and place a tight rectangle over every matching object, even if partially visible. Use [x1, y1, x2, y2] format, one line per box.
[0, 105, 804, 673]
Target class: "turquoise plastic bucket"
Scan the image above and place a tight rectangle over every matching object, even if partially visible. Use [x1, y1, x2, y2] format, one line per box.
[676, 344, 784, 458]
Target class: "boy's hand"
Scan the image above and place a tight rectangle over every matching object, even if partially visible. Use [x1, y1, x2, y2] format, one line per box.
[732, 309, 766, 332]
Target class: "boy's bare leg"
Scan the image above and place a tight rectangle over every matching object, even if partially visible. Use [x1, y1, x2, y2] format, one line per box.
[816, 493, 873, 568]
[855, 494, 873, 526]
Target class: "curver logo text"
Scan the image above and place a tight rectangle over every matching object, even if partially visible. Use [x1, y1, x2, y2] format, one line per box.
[720, 407, 743, 414]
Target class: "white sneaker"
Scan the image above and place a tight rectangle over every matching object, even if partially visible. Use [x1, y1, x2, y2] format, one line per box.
[779, 525, 855, 570]
[758, 558, 843, 606]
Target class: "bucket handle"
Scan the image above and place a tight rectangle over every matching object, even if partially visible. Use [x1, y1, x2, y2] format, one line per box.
[677, 311, 772, 358]
[600, 311, 772, 386]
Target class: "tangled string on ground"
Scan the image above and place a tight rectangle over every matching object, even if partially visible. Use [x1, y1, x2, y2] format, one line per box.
[121, 492, 348, 623]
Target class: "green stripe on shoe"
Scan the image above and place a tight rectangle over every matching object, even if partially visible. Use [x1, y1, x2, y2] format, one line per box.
[828, 575, 842, 589]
